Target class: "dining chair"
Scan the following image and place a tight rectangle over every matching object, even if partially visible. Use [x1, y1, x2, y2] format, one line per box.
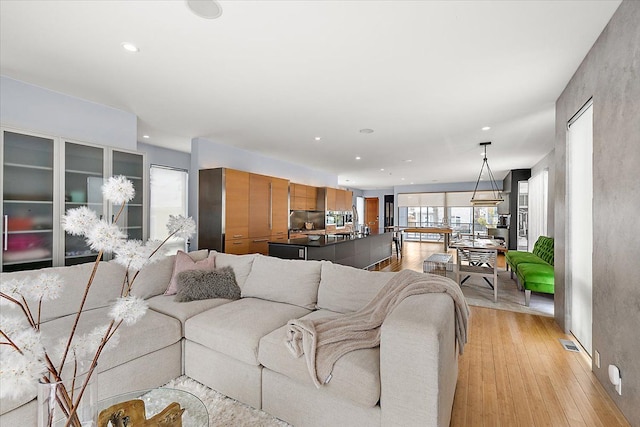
[456, 247, 498, 302]
[392, 230, 402, 258]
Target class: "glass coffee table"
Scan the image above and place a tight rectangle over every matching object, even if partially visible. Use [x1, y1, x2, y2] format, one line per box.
[98, 387, 208, 426]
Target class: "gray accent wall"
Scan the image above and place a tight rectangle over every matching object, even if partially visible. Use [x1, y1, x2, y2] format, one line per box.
[555, 1, 639, 424]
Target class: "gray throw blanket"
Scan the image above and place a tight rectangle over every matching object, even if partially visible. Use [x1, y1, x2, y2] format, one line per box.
[285, 269, 470, 388]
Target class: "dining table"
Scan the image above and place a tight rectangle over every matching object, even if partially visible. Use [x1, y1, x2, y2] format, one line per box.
[400, 226, 454, 252]
[448, 237, 508, 253]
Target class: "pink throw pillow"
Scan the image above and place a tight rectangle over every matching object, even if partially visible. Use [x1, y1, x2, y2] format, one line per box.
[164, 251, 216, 295]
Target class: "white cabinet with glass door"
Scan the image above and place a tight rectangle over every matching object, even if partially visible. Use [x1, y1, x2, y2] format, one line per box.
[62, 143, 146, 265]
[1, 127, 147, 272]
[110, 149, 146, 243]
[63, 141, 107, 265]
[1, 130, 59, 272]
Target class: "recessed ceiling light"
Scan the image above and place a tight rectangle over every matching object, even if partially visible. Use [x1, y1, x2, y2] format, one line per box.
[482, 126, 491, 131]
[401, 178, 405, 181]
[142, 135, 150, 139]
[359, 128, 374, 134]
[314, 136, 321, 141]
[186, 0, 223, 19]
[403, 159, 412, 163]
[380, 168, 384, 171]
[355, 156, 361, 160]
[410, 182, 414, 185]
[121, 42, 139, 53]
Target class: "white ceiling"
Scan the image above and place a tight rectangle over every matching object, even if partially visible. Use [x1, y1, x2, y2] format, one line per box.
[0, 0, 621, 189]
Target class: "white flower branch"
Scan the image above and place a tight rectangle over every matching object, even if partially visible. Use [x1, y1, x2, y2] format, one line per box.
[0, 176, 196, 427]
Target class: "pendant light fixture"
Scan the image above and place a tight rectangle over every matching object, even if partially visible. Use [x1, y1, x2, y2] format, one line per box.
[470, 142, 504, 206]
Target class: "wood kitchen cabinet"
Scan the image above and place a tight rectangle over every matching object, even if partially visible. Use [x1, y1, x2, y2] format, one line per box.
[290, 183, 306, 210]
[344, 190, 353, 210]
[306, 186, 318, 210]
[199, 168, 250, 253]
[248, 173, 288, 255]
[271, 178, 289, 234]
[326, 187, 337, 211]
[224, 169, 250, 240]
[325, 187, 352, 212]
[290, 183, 319, 211]
[199, 167, 295, 255]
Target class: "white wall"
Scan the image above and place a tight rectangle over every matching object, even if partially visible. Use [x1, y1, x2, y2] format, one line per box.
[138, 141, 191, 171]
[531, 149, 555, 236]
[1, 76, 136, 149]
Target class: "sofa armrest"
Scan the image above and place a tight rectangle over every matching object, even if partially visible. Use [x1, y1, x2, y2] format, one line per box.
[380, 293, 458, 427]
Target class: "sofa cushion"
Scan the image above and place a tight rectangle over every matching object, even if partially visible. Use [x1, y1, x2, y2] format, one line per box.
[505, 251, 549, 269]
[185, 298, 310, 366]
[164, 250, 214, 295]
[242, 255, 322, 309]
[531, 236, 554, 265]
[259, 309, 381, 408]
[516, 262, 555, 294]
[127, 254, 172, 299]
[1, 261, 126, 323]
[2, 307, 181, 416]
[212, 251, 256, 289]
[39, 306, 182, 372]
[146, 295, 231, 333]
[317, 262, 396, 313]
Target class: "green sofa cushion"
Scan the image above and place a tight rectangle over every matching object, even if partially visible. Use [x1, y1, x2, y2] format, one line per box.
[505, 251, 548, 269]
[516, 262, 554, 295]
[532, 236, 554, 265]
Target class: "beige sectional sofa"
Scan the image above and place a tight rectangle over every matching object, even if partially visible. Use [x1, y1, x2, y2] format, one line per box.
[0, 250, 460, 427]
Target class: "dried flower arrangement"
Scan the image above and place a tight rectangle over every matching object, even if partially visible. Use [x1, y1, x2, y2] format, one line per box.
[0, 176, 196, 426]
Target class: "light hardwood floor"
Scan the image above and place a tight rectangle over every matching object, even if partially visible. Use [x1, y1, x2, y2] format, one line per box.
[374, 240, 629, 427]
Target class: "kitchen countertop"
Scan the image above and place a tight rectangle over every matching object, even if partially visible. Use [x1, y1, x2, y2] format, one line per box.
[271, 229, 386, 247]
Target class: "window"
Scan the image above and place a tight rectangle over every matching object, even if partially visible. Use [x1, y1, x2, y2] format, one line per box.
[528, 170, 548, 252]
[398, 191, 499, 241]
[149, 165, 188, 254]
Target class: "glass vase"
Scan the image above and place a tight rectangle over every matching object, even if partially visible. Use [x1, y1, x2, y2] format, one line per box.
[37, 360, 97, 427]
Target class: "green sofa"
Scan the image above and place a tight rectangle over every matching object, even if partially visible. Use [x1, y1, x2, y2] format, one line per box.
[505, 236, 554, 306]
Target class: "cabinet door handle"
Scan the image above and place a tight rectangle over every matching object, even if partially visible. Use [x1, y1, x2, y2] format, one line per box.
[253, 238, 269, 243]
[269, 182, 273, 230]
[3, 215, 8, 251]
[232, 241, 243, 245]
[232, 234, 243, 238]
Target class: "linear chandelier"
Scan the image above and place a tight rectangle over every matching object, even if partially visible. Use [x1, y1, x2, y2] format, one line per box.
[470, 142, 504, 206]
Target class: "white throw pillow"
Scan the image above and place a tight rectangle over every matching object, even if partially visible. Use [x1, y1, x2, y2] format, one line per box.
[212, 251, 256, 289]
[241, 254, 321, 309]
[316, 261, 396, 313]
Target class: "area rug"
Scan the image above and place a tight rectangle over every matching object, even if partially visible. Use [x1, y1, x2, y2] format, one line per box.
[444, 270, 554, 317]
[162, 376, 290, 426]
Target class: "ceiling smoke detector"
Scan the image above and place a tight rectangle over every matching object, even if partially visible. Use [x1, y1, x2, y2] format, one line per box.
[186, 0, 223, 19]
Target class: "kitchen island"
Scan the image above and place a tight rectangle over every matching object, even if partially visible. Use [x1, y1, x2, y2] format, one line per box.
[268, 230, 393, 269]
